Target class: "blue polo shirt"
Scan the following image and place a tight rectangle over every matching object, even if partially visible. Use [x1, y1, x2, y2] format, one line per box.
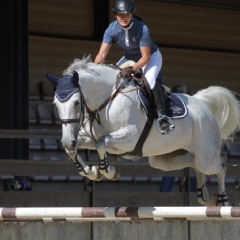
[103, 17, 158, 62]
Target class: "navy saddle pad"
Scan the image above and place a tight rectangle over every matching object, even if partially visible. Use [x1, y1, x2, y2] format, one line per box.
[138, 89, 187, 119]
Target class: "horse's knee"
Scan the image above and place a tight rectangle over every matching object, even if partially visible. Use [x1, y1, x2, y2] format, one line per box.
[96, 135, 109, 156]
[97, 135, 106, 147]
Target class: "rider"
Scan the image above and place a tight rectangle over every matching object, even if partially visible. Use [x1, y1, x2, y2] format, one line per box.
[94, 0, 175, 135]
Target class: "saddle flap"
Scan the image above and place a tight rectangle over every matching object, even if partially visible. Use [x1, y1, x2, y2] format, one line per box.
[138, 89, 188, 119]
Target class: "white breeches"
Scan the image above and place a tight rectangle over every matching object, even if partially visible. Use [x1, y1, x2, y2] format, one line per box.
[116, 49, 162, 89]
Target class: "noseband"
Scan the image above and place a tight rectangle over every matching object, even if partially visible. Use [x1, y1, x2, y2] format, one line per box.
[61, 118, 80, 125]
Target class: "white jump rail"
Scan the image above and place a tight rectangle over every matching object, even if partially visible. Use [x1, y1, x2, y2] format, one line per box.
[1, 207, 240, 222]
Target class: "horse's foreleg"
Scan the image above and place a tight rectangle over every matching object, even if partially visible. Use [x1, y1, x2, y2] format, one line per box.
[96, 138, 120, 180]
[96, 128, 137, 180]
[98, 153, 120, 180]
[69, 153, 104, 181]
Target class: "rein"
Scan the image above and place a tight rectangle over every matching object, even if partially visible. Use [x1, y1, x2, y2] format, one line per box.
[80, 81, 127, 142]
[84, 73, 148, 143]
[57, 67, 149, 143]
[102, 60, 121, 70]
[103, 60, 146, 94]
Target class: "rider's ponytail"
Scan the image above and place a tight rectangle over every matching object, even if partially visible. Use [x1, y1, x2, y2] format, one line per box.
[133, 15, 144, 22]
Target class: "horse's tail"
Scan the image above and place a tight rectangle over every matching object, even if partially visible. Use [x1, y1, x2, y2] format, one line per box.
[193, 86, 240, 141]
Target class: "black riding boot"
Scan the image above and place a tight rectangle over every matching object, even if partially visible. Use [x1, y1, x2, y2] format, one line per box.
[152, 83, 175, 135]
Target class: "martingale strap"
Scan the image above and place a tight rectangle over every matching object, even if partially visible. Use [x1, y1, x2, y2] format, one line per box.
[102, 60, 121, 70]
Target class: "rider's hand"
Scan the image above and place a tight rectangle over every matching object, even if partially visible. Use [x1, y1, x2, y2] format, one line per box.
[120, 67, 136, 78]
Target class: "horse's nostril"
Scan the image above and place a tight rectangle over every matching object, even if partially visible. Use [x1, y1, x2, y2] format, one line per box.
[71, 140, 76, 148]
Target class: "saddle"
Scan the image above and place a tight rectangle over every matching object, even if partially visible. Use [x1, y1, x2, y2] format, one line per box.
[126, 72, 187, 157]
[132, 72, 187, 120]
[116, 61, 187, 118]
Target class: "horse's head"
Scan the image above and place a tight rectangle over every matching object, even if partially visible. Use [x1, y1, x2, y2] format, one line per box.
[45, 71, 82, 156]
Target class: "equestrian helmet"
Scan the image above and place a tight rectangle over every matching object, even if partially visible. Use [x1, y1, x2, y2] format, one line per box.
[112, 0, 135, 14]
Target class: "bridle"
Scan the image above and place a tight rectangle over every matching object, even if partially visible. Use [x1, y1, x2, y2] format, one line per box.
[56, 72, 145, 141]
[55, 80, 125, 141]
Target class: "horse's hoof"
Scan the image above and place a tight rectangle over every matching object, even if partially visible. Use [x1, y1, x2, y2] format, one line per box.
[202, 185, 210, 202]
[110, 170, 120, 181]
[95, 173, 105, 181]
[95, 166, 105, 181]
[197, 185, 211, 205]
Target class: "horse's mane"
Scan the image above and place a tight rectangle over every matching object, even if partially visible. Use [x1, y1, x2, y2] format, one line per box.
[62, 55, 120, 95]
[63, 55, 96, 76]
[63, 55, 118, 78]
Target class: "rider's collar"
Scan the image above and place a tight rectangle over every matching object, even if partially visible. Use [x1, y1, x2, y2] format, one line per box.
[120, 19, 134, 30]
[121, 19, 134, 47]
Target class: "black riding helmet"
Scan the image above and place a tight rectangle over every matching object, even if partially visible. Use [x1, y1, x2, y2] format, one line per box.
[112, 0, 135, 14]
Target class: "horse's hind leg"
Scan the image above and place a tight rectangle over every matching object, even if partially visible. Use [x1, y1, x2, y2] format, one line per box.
[149, 152, 212, 205]
[195, 170, 215, 206]
[197, 161, 230, 206]
[216, 160, 230, 206]
[195, 150, 230, 206]
[149, 151, 228, 206]
[149, 150, 194, 171]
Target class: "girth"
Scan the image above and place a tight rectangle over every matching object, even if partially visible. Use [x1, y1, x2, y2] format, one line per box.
[126, 74, 155, 158]
[127, 117, 154, 158]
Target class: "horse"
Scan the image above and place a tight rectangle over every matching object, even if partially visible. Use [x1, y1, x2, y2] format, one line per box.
[45, 56, 240, 206]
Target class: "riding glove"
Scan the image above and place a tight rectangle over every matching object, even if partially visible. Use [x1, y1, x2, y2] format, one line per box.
[120, 67, 136, 78]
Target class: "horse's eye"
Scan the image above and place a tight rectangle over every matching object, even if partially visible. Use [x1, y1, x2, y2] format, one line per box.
[75, 100, 80, 106]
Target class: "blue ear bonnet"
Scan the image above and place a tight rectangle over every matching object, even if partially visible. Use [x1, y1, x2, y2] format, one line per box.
[55, 75, 80, 102]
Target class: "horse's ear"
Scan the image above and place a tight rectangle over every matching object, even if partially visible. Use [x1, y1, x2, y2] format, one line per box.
[71, 71, 79, 88]
[44, 72, 59, 86]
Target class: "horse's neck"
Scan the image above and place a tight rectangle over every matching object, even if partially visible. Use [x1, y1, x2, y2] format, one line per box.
[80, 71, 116, 111]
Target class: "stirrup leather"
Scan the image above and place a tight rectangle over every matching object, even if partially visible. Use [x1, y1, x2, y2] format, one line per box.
[157, 115, 175, 135]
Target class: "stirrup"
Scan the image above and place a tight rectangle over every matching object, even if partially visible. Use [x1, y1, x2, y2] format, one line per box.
[157, 115, 175, 135]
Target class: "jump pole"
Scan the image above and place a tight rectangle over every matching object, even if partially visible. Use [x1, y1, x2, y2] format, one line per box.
[1, 207, 240, 222]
